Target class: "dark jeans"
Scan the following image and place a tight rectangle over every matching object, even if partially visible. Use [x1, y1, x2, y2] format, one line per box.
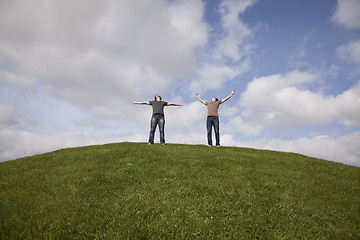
[207, 117, 220, 146]
[149, 114, 165, 144]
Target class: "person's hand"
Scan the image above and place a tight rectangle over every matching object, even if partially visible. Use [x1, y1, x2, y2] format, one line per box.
[232, 89, 235, 94]
[196, 93, 199, 97]
[132, 101, 136, 104]
[181, 104, 184, 107]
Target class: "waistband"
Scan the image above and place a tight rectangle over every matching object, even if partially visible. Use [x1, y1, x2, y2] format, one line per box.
[153, 113, 164, 116]
[207, 115, 218, 119]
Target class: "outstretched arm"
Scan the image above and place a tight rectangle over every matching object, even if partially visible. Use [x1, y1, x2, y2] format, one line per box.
[196, 93, 207, 105]
[167, 102, 184, 107]
[132, 101, 150, 105]
[220, 89, 235, 104]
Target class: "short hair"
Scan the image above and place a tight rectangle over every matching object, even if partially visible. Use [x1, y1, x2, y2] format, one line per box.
[154, 94, 162, 101]
[215, 98, 219, 101]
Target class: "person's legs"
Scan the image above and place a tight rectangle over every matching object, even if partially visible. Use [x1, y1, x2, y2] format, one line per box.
[206, 118, 213, 146]
[148, 115, 158, 144]
[159, 115, 165, 144]
[213, 118, 220, 146]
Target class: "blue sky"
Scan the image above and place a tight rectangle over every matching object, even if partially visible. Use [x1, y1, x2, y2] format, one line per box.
[0, 0, 360, 166]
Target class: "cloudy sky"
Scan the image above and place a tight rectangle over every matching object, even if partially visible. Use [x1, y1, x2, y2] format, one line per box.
[1, 0, 360, 167]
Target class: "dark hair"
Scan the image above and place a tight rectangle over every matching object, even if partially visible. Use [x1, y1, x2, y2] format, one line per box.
[154, 94, 162, 101]
[215, 98, 219, 101]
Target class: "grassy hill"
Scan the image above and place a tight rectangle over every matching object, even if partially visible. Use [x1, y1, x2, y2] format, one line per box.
[0, 143, 359, 239]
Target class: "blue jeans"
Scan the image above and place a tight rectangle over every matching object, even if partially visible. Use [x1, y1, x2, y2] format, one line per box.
[207, 117, 220, 146]
[149, 114, 165, 144]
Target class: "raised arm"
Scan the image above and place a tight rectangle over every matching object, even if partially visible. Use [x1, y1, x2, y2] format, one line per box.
[220, 89, 235, 104]
[132, 101, 150, 105]
[167, 102, 184, 107]
[196, 93, 207, 105]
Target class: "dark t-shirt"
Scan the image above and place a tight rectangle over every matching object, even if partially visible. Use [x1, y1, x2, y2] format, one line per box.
[149, 101, 168, 115]
[206, 101, 221, 117]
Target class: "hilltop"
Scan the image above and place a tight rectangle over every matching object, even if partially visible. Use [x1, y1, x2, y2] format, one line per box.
[1, 143, 359, 239]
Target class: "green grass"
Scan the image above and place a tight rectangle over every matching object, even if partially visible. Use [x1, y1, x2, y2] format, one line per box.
[0, 143, 359, 239]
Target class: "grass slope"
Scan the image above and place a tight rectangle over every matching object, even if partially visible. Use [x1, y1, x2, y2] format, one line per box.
[0, 143, 359, 239]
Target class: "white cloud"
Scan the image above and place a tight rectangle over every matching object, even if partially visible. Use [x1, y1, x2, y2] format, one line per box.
[334, 81, 360, 126]
[220, 105, 240, 117]
[337, 39, 360, 64]
[0, 129, 110, 162]
[332, 0, 360, 29]
[103, 0, 208, 78]
[249, 132, 360, 167]
[240, 71, 322, 125]
[168, 132, 206, 145]
[190, 62, 249, 93]
[165, 101, 204, 130]
[217, 131, 360, 167]
[0, 0, 208, 118]
[215, 0, 256, 61]
[240, 71, 360, 127]
[0, 0, 211, 161]
[189, 0, 255, 93]
[0, 103, 18, 128]
[223, 116, 263, 136]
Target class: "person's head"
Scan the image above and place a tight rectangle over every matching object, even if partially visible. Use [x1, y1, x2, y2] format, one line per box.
[155, 94, 162, 101]
[211, 97, 219, 102]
